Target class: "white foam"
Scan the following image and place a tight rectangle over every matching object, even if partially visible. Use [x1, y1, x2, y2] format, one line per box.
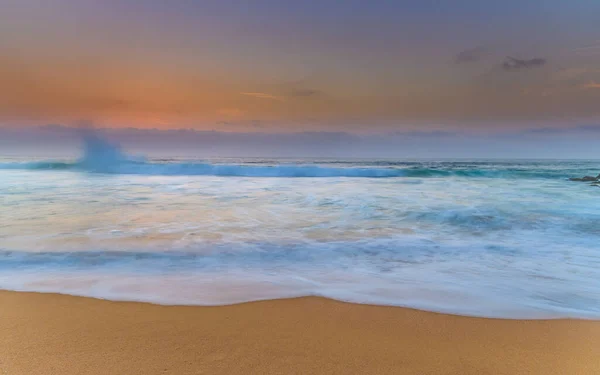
[2, 151, 600, 319]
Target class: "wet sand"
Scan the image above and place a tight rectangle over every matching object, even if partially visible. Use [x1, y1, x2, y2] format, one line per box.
[0, 291, 599, 375]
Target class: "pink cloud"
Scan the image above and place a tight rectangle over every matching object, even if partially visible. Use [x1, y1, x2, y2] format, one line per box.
[582, 81, 600, 89]
[240, 92, 284, 101]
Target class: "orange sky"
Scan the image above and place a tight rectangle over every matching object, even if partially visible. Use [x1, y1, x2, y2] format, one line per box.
[1, 0, 600, 133]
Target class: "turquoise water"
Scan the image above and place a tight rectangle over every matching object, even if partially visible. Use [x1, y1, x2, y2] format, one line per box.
[1, 139, 599, 318]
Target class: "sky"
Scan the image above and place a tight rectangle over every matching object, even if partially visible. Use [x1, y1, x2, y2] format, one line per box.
[1, 0, 600, 157]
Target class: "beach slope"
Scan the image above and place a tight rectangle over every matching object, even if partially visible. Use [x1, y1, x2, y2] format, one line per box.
[0, 291, 599, 375]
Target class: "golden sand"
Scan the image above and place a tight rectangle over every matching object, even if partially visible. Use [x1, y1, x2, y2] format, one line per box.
[1, 291, 599, 374]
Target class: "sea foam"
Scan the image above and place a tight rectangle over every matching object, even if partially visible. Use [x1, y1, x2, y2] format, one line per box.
[2, 133, 600, 319]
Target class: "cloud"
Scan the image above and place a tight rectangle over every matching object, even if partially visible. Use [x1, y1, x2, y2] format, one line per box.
[5, 124, 600, 159]
[577, 124, 600, 132]
[552, 68, 589, 81]
[240, 92, 284, 101]
[572, 42, 600, 54]
[520, 124, 600, 135]
[250, 120, 265, 129]
[242, 85, 323, 101]
[520, 127, 564, 135]
[455, 47, 486, 64]
[288, 88, 321, 97]
[519, 87, 557, 97]
[502, 57, 547, 71]
[392, 130, 459, 138]
[582, 81, 600, 89]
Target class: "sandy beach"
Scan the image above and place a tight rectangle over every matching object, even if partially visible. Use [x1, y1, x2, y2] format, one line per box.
[0, 291, 598, 374]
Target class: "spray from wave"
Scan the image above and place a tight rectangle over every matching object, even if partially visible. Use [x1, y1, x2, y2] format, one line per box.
[78, 130, 144, 172]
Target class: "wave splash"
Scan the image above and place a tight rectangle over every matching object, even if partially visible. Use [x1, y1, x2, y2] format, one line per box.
[78, 131, 145, 172]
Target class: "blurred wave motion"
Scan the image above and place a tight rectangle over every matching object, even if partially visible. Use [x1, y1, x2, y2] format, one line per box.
[1, 133, 600, 318]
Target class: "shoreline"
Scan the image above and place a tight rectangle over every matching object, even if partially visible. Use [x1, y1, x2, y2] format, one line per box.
[1, 291, 600, 374]
[0, 288, 590, 321]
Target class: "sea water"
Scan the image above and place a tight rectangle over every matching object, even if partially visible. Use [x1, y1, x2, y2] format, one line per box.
[1, 136, 599, 318]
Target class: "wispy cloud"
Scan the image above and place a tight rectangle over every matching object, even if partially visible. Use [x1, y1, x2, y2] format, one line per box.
[572, 42, 600, 56]
[241, 85, 322, 101]
[552, 67, 596, 81]
[572, 42, 600, 51]
[502, 57, 547, 71]
[578, 124, 600, 132]
[520, 124, 600, 135]
[288, 88, 321, 98]
[240, 92, 284, 101]
[455, 47, 486, 64]
[581, 81, 600, 89]
[7, 124, 600, 159]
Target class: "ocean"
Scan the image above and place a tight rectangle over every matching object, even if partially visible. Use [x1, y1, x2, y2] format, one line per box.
[1, 135, 599, 319]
